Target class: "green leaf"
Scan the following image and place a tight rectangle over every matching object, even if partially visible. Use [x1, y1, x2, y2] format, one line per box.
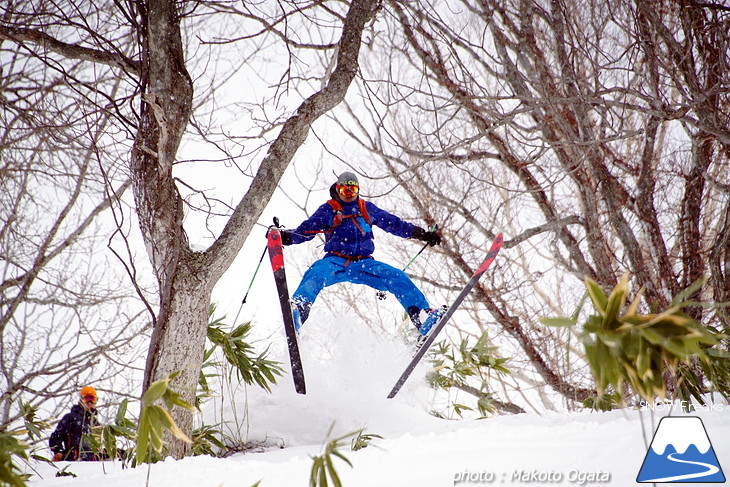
[142, 378, 170, 407]
[164, 388, 195, 412]
[116, 399, 129, 425]
[136, 410, 150, 464]
[325, 456, 342, 487]
[330, 450, 353, 468]
[160, 407, 191, 443]
[625, 285, 645, 317]
[540, 317, 576, 328]
[602, 273, 629, 328]
[145, 407, 165, 453]
[102, 426, 116, 460]
[584, 277, 608, 314]
[583, 315, 603, 333]
[309, 457, 322, 487]
[671, 276, 707, 306]
[707, 348, 730, 358]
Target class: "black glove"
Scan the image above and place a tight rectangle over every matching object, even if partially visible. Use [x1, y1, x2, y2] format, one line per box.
[412, 226, 441, 246]
[280, 229, 293, 245]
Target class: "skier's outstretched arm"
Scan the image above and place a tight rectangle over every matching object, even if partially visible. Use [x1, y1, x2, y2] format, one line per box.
[280, 203, 334, 245]
[366, 202, 440, 246]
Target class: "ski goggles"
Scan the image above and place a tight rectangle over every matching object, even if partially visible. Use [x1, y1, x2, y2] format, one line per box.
[336, 184, 359, 199]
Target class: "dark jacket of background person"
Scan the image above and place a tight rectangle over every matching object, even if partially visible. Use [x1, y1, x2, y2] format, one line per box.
[49, 403, 99, 461]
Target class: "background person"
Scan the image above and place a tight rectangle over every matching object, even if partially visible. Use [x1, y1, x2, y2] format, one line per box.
[49, 386, 100, 461]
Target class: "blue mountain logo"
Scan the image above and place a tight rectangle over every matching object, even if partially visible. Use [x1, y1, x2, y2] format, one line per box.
[637, 416, 725, 483]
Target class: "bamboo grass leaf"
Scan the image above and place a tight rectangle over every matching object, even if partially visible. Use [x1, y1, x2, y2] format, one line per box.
[584, 277, 608, 314]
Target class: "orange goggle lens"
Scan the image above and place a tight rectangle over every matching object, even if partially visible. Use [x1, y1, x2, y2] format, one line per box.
[337, 184, 359, 198]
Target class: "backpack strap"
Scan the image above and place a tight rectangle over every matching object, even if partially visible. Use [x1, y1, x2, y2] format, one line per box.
[327, 199, 344, 228]
[358, 199, 370, 225]
[326, 199, 371, 237]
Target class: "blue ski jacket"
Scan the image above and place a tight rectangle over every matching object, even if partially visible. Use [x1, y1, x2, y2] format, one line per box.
[288, 197, 417, 258]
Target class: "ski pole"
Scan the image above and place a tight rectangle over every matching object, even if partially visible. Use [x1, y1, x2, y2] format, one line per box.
[377, 224, 438, 300]
[241, 246, 268, 305]
[403, 224, 438, 271]
[232, 242, 268, 325]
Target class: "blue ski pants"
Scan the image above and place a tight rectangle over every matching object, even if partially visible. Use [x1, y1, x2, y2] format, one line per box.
[291, 255, 429, 326]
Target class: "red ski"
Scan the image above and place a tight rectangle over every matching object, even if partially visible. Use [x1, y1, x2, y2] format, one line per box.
[387, 233, 504, 398]
[267, 221, 306, 394]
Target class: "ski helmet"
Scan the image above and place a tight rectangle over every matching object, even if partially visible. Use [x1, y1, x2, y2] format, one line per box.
[336, 171, 360, 199]
[336, 171, 359, 187]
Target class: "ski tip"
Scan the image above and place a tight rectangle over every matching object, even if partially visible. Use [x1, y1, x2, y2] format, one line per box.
[473, 233, 504, 276]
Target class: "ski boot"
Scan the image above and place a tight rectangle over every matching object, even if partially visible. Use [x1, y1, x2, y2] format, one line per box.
[408, 305, 447, 348]
[291, 299, 312, 332]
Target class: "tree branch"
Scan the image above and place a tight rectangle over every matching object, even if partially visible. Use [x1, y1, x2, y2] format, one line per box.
[206, 0, 380, 275]
[0, 25, 140, 75]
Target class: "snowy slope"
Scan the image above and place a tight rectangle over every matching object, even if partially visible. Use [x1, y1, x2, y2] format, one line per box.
[24, 408, 730, 487]
[25, 313, 730, 487]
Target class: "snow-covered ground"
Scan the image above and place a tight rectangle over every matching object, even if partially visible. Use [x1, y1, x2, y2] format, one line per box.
[25, 313, 729, 487]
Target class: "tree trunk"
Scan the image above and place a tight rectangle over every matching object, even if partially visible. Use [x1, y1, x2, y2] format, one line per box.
[145, 251, 211, 458]
[134, 0, 380, 458]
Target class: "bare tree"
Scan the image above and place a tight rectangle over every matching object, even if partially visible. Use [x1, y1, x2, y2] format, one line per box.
[324, 0, 729, 411]
[0, 31, 148, 428]
[1, 0, 380, 457]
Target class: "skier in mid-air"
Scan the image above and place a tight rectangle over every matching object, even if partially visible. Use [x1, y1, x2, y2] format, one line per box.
[279, 171, 443, 335]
